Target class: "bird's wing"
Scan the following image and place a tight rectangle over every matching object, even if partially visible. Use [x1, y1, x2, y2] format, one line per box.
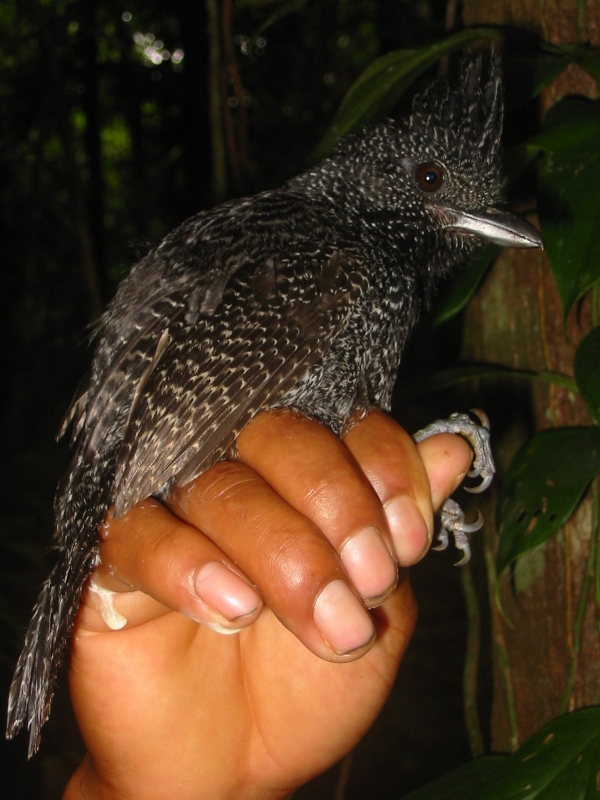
[62, 295, 186, 469]
[59, 192, 310, 460]
[59, 237, 237, 468]
[111, 245, 369, 517]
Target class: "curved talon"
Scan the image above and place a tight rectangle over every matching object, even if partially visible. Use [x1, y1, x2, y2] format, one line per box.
[470, 408, 490, 430]
[432, 530, 449, 551]
[454, 543, 471, 567]
[452, 531, 471, 566]
[467, 466, 481, 478]
[465, 473, 493, 494]
[458, 510, 484, 533]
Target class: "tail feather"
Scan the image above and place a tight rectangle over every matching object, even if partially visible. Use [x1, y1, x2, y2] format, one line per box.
[6, 456, 114, 757]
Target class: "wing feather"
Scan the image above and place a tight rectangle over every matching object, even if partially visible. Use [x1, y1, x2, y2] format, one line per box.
[112, 247, 368, 516]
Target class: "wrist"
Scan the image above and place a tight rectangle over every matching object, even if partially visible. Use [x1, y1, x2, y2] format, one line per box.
[63, 755, 295, 800]
[63, 758, 96, 800]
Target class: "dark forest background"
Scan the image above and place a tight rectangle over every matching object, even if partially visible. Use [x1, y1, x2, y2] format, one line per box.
[0, 1, 531, 797]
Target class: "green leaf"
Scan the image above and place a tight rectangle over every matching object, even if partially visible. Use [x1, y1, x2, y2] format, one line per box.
[579, 49, 600, 88]
[529, 98, 600, 317]
[311, 28, 501, 161]
[433, 243, 500, 326]
[503, 44, 600, 109]
[496, 427, 600, 572]
[250, 0, 310, 37]
[396, 364, 577, 405]
[402, 707, 600, 800]
[502, 142, 544, 196]
[575, 327, 600, 426]
[503, 52, 573, 110]
[401, 756, 507, 800]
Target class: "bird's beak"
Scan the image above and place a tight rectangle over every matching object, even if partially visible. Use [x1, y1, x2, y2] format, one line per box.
[436, 205, 544, 250]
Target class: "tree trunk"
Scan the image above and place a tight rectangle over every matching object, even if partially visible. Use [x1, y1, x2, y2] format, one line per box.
[462, 0, 600, 753]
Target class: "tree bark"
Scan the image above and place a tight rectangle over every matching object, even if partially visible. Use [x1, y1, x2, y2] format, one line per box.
[462, 0, 600, 752]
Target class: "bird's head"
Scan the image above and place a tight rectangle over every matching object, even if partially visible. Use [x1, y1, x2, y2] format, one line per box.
[330, 52, 542, 267]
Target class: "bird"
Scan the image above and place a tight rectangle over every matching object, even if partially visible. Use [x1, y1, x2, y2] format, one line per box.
[7, 51, 543, 757]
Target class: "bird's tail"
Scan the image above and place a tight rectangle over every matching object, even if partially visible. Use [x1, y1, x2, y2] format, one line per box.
[6, 457, 113, 757]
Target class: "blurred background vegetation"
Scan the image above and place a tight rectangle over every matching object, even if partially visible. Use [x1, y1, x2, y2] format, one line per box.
[2, 1, 599, 798]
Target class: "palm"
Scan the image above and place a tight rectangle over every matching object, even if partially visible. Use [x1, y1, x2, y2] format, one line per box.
[70, 582, 414, 798]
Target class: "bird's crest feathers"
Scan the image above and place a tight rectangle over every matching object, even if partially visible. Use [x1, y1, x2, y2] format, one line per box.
[409, 52, 503, 185]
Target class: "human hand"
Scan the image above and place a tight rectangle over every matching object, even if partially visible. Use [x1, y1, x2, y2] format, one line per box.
[64, 410, 472, 800]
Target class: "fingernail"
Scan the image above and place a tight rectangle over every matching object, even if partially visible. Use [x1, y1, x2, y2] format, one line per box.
[340, 526, 398, 604]
[384, 496, 431, 566]
[195, 562, 262, 622]
[313, 579, 375, 655]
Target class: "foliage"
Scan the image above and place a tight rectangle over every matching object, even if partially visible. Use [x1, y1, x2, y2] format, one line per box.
[525, 97, 600, 316]
[575, 327, 600, 426]
[403, 707, 600, 800]
[496, 427, 600, 571]
[310, 27, 501, 161]
[494, 96, 600, 567]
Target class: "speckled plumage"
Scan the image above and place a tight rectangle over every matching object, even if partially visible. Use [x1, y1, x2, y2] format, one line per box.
[9, 54, 513, 756]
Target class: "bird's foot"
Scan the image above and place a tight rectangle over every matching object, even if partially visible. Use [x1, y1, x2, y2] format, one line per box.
[413, 410, 495, 566]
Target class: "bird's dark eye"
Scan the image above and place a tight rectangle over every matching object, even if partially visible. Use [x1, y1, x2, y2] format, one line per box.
[415, 162, 444, 192]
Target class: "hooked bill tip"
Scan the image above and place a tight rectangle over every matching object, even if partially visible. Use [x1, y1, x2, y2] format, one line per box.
[436, 205, 544, 250]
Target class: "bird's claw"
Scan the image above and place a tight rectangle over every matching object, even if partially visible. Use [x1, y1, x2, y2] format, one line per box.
[413, 410, 495, 565]
[437, 499, 481, 566]
[453, 539, 471, 567]
[465, 473, 493, 494]
[414, 410, 494, 493]
[432, 530, 449, 552]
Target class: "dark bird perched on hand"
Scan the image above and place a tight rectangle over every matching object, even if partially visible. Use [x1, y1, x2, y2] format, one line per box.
[7, 52, 542, 757]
